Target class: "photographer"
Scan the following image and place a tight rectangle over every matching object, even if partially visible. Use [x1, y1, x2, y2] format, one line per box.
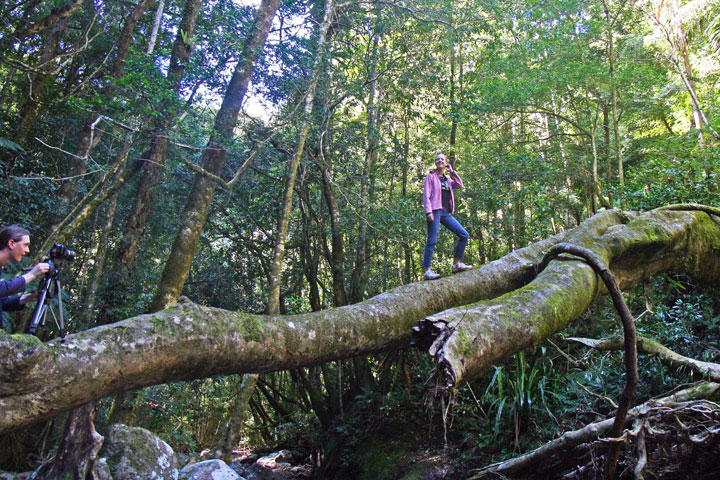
[0, 226, 50, 327]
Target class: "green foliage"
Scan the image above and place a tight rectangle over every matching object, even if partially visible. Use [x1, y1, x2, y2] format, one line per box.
[0, 137, 24, 153]
[477, 348, 562, 450]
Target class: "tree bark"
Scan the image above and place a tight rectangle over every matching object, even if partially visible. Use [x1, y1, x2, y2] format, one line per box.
[76, 194, 118, 329]
[215, 373, 259, 460]
[14, 17, 69, 147]
[34, 129, 138, 256]
[110, 0, 157, 78]
[31, 402, 103, 480]
[319, 159, 348, 306]
[100, 0, 204, 324]
[349, 17, 380, 304]
[298, 176, 322, 312]
[149, 0, 281, 312]
[49, 0, 156, 232]
[11, 0, 86, 41]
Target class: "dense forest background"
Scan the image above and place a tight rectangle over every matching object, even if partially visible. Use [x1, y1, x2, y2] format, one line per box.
[1, 0, 719, 477]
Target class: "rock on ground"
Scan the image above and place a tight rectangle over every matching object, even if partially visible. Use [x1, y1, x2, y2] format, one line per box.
[98, 424, 179, 480]
[179, 459, 244, 480]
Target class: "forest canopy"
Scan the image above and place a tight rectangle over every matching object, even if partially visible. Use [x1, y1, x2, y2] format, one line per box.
[1, 0, 719, 478]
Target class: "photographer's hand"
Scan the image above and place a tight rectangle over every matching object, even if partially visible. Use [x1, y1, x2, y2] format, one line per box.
[23, 262, 50, 283]
[19, 290, 40, 305]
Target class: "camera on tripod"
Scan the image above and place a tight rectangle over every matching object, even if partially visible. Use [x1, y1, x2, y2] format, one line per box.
[26, 243, 75, 339]
[49, 243, 75, 262]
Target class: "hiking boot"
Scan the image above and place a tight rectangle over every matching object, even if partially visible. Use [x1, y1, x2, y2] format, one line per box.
[423, 269, 441, 280]
[452, 262, 473, 274]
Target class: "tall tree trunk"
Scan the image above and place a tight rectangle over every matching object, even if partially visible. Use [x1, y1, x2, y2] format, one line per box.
[298, 175, 322, 312]
[50, 0, 157, 233]
[14, 18, 69, 147]
[100, 0, 204, 324]
[401, 106, 413, 283]
[146, 0, 166, 55]
[449, 40, 458, 160]
[149, 0, 281, 312]
[448, 34, 464, 163]
[110, 0, 157, 78]
[319, 158, 348, 307]
[266, 0, 334, 315]
[349, 15, 380, 304]
[77, 194, 118, 330]
[32, 402, 103, 480]
[215, 373, 259, 460]
[10, 0, 86, 41]
[34, 129, 138, 256]
[602, 0, 626, 208]
[603, 104, 613, 206]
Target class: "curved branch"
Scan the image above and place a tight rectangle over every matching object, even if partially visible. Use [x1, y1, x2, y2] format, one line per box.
[539, 243, 638, 479]
[567, 336, 720, 382]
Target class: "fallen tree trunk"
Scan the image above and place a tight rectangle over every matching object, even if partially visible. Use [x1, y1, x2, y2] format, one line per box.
[413, 207, 720, 391]
[469, 382, 720, 479]
[2, 211, 621, 433]
[1, 208, 718, 433]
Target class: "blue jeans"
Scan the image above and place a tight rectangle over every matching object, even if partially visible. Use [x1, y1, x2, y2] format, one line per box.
[423, 208, 469, 269]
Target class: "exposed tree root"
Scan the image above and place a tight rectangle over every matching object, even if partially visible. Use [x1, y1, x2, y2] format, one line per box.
[657, 203, 720, 218]
[468, 382, 720, 479]
[30, 402, 103, 480]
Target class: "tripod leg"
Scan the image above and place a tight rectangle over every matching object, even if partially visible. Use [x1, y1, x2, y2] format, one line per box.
[28, 304, 48, 334]
[27, 276, 52, 334]
[55, 278, 66, 339]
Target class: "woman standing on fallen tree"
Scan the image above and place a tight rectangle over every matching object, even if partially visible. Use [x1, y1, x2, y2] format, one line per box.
[422, 153, 472, 280]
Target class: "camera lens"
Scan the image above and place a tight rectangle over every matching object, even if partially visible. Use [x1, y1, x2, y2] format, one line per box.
[49, 243, 75, 261]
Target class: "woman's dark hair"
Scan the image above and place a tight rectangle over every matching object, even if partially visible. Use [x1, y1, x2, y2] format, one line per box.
[0, 225, 30, 250]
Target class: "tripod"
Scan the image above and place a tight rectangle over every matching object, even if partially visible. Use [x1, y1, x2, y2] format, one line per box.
[27, 259, 66, 340]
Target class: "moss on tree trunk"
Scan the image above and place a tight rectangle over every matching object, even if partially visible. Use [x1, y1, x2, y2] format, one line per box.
[414, 208, 720, 391]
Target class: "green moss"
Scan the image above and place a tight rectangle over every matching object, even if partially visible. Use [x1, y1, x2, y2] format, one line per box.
[9, 333, 41, 348]
[688, 382, 720, 402]
[236, 314, 267, 341]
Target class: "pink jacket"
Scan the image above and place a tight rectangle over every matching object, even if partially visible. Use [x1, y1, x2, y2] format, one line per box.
[423, 169, 463, 214]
